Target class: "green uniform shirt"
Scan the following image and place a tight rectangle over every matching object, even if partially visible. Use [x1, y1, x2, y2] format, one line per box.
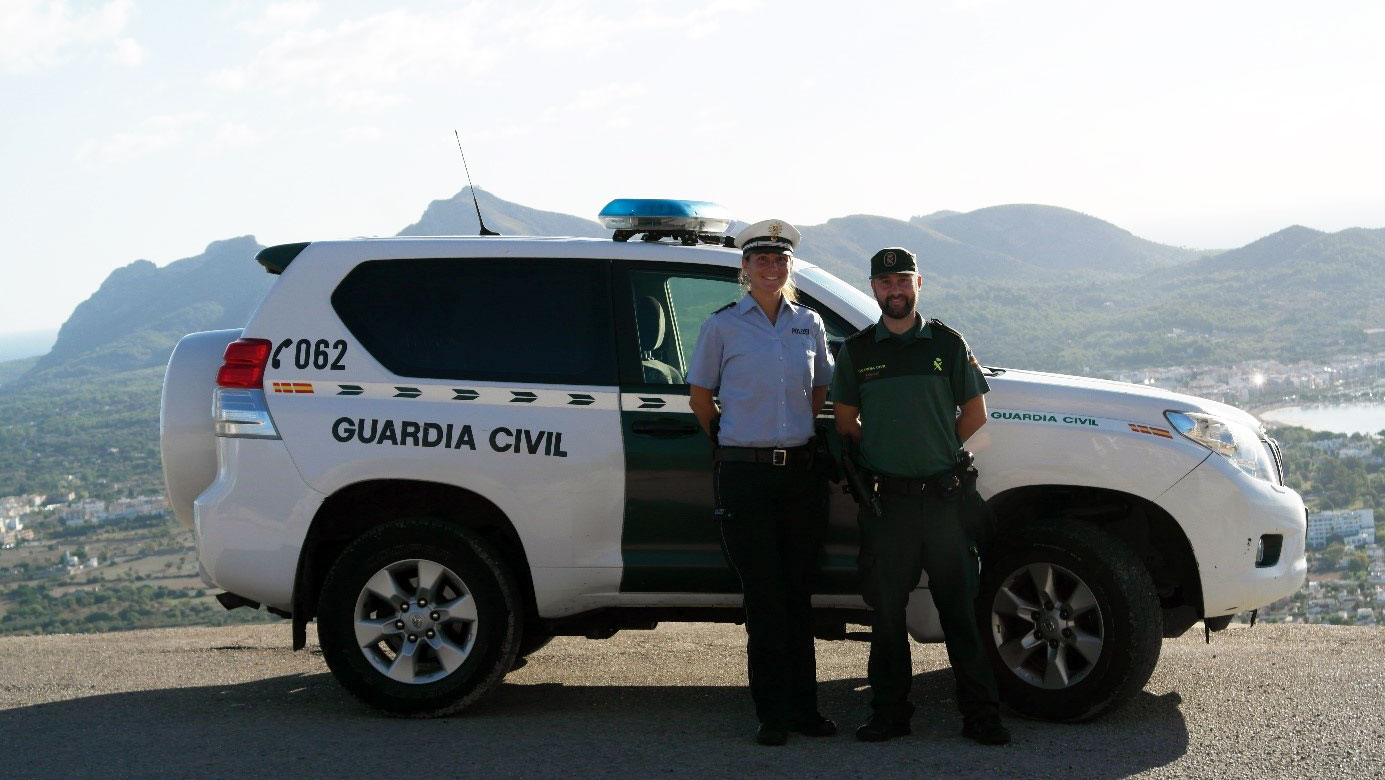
[830, 315, 989, 478]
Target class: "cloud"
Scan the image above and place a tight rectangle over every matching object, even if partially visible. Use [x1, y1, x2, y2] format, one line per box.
[0, 0, 138, 74]
[202, 122, 268, 153]
[341, 126, 383, 143]
[203, 5, 503, 108]
[239, 1, 321, 36]
[76, 112, 204, 163]
[109, 36, 144, 66]
[202, 1, 759, 110]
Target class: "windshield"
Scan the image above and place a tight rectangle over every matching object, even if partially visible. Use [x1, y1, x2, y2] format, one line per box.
[797, 265, 878, 328]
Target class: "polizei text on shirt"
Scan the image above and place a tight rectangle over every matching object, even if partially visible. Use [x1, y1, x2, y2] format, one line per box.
[331, 417, 568, 457]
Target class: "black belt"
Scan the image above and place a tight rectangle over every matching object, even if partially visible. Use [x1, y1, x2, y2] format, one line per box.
[715, 444, 814, 467]
[872, 468, 972, 500]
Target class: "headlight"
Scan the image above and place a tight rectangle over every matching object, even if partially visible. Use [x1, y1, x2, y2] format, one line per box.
[1164, 410, 1280, 484]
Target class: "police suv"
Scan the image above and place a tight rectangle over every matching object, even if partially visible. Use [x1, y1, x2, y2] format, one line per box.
[160, 199, 1306, 721]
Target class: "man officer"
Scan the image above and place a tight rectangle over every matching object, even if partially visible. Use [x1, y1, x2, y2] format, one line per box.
[831, 247, 1011, 745]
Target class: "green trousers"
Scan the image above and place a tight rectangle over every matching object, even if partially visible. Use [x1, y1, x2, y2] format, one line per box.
[858, 491, 1000, 722]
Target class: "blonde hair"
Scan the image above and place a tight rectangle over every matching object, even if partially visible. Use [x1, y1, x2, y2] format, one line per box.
[739, 254, 799, 302]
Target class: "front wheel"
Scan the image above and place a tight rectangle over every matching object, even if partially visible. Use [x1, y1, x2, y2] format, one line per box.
[318, 519, 522, 716]
[980, 521, 1162, 722]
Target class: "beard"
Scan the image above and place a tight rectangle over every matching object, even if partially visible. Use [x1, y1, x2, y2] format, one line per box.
[877, 290, 916, 320]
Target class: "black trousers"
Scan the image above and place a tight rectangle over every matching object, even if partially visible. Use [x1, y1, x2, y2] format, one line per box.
[715, 460, 829, 726]
[858, 492, 1000, 723]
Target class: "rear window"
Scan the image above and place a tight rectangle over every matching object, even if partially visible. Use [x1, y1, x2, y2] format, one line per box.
[331, 257, 617, 385]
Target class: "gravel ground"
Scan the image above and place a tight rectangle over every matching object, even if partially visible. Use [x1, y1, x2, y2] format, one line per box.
[1, 622, 1382, 780]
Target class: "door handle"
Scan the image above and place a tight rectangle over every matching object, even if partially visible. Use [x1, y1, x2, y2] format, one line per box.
[630, 417, 701, 438]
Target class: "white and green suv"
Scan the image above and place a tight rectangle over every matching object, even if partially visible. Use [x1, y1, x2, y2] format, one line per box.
[160, 227, 1306, 720]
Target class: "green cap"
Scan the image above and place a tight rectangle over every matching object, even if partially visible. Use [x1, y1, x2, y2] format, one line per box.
[869, 247, 917, 277]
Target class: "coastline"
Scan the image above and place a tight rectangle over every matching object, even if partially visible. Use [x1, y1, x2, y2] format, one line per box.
[1255, 400, 1385, 435]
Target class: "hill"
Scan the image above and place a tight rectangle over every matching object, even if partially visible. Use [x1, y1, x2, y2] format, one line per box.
[935, 224, 1385, 371]
[26, 236, 271, 382]
[799, 214, 1048, 282]
[914, 204, 1203, 274]
[0, 357, 37, 388]
[398, 187, 607, 238]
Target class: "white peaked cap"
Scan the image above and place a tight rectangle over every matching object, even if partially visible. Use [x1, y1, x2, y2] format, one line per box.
[736, 219, 801, 253]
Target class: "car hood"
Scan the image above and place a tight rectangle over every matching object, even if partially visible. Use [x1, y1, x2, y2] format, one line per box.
[985, 367, 1263, 430]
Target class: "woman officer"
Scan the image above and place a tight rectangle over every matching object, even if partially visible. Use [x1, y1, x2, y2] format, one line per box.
[686, 219, 835, 746]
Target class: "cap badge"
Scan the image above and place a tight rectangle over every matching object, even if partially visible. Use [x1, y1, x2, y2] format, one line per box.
[884, 251, 897, 267]
[768, 223, 782, 238]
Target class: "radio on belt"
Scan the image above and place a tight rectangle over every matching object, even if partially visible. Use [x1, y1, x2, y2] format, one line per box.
[598, 198, 735, 246]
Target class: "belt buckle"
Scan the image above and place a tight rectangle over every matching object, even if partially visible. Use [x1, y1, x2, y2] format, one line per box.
[771, 448, 787, 466]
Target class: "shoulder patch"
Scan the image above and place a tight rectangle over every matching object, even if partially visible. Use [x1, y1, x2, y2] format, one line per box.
[928, 318, 981, 363]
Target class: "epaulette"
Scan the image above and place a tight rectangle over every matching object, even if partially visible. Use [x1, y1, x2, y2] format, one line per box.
[712, 301, 737, 315]
[929, 318, 980, 366]
[927, 318, 966, 343]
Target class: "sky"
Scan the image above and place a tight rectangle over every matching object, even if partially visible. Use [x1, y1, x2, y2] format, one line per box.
[2, 0, 1383, 334]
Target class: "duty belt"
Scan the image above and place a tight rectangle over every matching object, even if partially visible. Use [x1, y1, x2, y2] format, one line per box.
[714, 443, 814, 468]
[872, 468, 972, 501]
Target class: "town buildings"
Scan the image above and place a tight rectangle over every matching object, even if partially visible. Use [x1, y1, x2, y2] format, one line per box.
[1306, 508, 1376, 549]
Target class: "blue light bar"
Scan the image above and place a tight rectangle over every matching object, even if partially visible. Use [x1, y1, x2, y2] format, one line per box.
[598, 198, 732, 234]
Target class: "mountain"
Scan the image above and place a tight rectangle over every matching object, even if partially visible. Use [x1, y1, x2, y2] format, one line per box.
[19, 189, 610, 383]
[17, 191, 1384, 386]
[26, 236, 271, 382]
[0, 357, 37, 387]
[939, 223, 1385, 372]
[398, 187, 606, 238]
[799, 214, 1048, 282]
[914, 204, 1203, 273]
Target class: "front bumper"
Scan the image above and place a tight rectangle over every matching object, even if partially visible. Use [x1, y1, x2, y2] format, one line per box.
[1155, 453, 1307, 617]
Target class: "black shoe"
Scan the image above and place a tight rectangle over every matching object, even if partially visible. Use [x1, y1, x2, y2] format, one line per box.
[962, 717, 1011, 745]
[755, 723, 789, 746]
[855, 715, 911, 742]
[791, 715, 837, 737]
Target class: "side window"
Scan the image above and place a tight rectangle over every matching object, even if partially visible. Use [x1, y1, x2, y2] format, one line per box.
[628, 270, 740, 386]
[331, 258, 616, 385]
[795, 292, 856, 345]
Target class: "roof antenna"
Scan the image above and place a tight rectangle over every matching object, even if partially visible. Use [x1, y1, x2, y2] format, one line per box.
[454, 130, 499, 236]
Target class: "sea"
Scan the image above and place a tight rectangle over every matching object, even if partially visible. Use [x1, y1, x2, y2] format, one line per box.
[1259, 403, 1385, 436]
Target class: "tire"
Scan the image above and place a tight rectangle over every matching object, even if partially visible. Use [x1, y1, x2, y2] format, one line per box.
[979, 521, 1162, 722]
[318, 519, 522, 716]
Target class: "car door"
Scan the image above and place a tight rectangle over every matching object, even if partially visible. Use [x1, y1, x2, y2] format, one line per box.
[612, 261, 862, 594]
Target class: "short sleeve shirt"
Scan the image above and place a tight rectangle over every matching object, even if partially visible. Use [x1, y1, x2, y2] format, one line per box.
[830, 315, 988, 477]
[686, 293, 834, 448]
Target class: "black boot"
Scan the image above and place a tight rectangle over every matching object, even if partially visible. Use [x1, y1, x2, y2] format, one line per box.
[755, 722, 789, 746]
[961, 716, 1011, 745]
[855, 714, 911, 742]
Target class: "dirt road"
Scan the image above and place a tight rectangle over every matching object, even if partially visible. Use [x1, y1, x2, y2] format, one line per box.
[1, 622, 1381, 779]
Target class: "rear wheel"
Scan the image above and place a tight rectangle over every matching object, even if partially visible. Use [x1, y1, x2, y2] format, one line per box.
[318, 519, 521, 716]
[980, 522, 1162, 722]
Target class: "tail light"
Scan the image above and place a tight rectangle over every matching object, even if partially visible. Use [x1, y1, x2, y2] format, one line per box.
[213, 338, 280, 439]
[217, 338, 272, 388]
